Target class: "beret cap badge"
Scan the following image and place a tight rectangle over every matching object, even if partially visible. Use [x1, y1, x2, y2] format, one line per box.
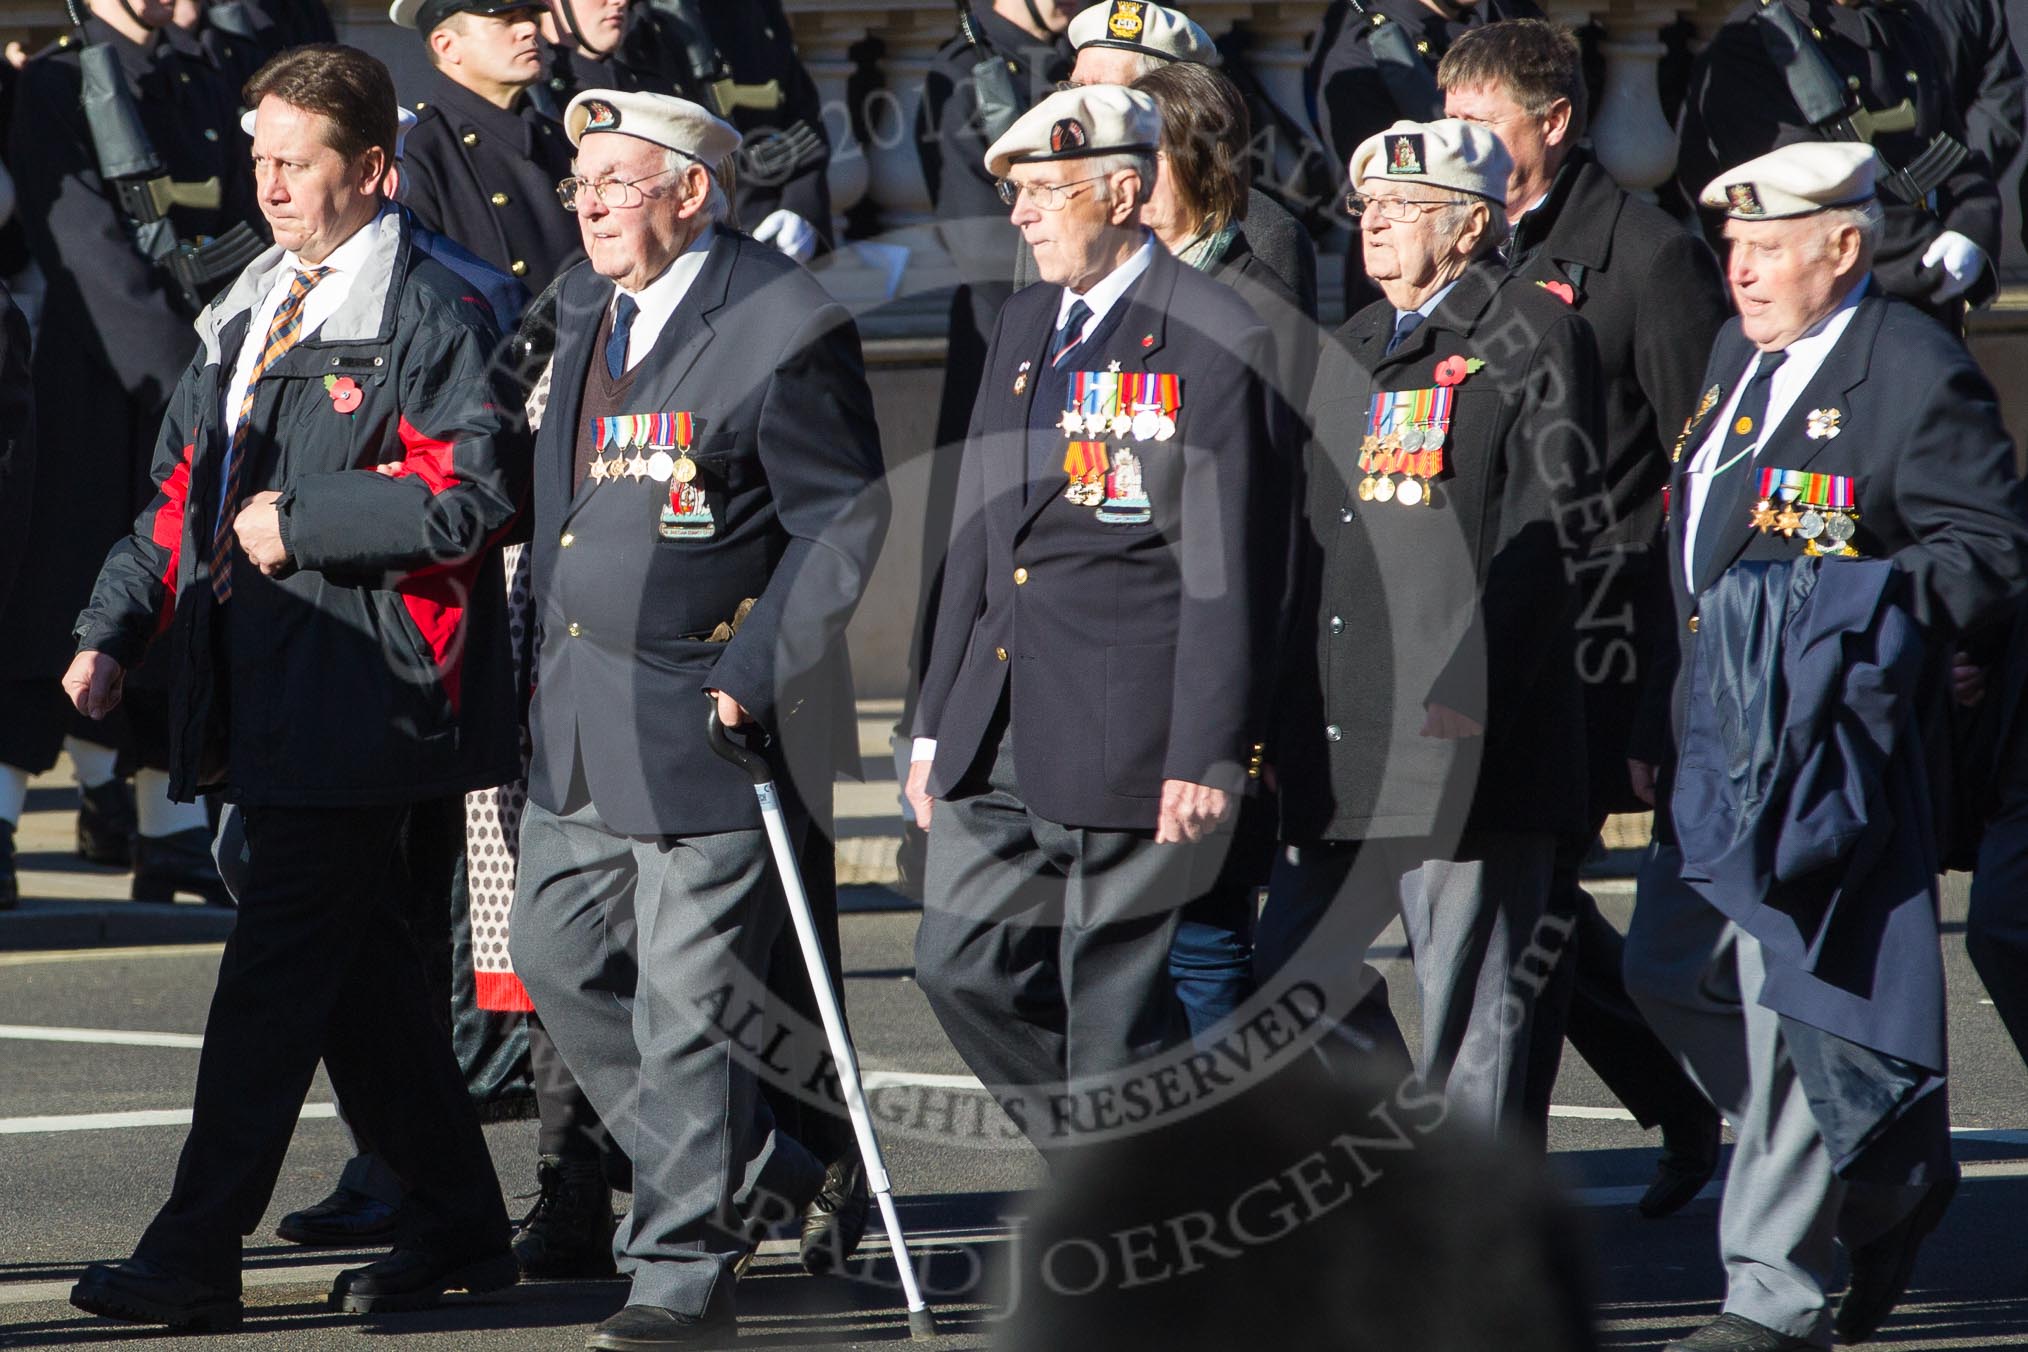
[583, 98, 621, 133]
[1049, 118, 1089, 154]
[1107, 1, 1145, 40]
[1385, 133, 1425, 176]
[1726, 182, 1764, 216]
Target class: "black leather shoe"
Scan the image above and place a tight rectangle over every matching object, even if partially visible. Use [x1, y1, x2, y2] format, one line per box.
[799, 1156, 869, 1275]
[70, 1257, 242, 1331]
[75, 779, 136, 866]
[328, 1246, 518, 1313]
[585, 1300, 736, 1349]
[277, 1185, 401, 1247]
[1640, 1108, 1722, 1219]
[0, 820, 18, 911]
[514, 1155, 618, 1279]
[132, 828, 233, 907]
[1834, 1167, 1959, 1344]
[1662, 1312, 1815, 1350]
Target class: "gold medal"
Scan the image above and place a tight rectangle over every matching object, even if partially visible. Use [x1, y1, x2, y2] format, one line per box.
[674, 455, 697, 484]
[1357, 476, 1375, 501]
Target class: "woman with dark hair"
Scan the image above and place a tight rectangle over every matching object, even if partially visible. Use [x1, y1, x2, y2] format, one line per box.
[1133, 60, 1316, 406]
[1129, 60, 1315, 1048]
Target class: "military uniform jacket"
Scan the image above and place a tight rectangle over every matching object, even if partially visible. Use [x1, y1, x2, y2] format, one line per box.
[913, 245, 1280, 833]
[71, 209, 525, 807]
[0, 19, 261, 682]
[1505, 148, 1731, 813]
[525, 231, 889, 838]
[402, 69, 583, 297]
[1279, 261, 1605, 844]
[1644, 293, 2028, 775]
[1677, 0, 2002, 311]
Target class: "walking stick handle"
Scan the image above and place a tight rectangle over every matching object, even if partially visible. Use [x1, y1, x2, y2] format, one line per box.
[705, 706, 775, 786]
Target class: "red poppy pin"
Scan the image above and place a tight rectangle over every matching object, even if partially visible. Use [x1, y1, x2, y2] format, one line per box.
[1538, 280, 1576, 305]
[1433, 355, 1486, 388]
[324, 374, 362, 413]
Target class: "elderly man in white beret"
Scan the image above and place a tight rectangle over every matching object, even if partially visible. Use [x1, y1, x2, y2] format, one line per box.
[1623, 142, 2028, 1352]
[506, 87, 889, 1349]
[1259, 117, 1606, 1132]
[907, 82, 1284, 1158]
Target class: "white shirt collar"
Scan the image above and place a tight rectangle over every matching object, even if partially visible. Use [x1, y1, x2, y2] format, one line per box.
[1055, 231, 1157, 335]
[607, 227, 717, 373]
[283, 205, 393, 281]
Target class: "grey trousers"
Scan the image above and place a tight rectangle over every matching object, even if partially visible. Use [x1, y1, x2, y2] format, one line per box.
[510, 787, 810, 1316]
[1257, 833, 1555, 1133]
[915, 724, 1213, 1149]
[1625, 844, 1925, 1346]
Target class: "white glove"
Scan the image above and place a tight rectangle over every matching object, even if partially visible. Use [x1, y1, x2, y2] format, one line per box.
[1921, 229, 1988, 302]
[754, 209, 819, 264]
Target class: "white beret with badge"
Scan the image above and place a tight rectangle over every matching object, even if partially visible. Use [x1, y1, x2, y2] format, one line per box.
[1700, 142, 1878, 220]
[1349, 118, 1512, 206]
[1068, 0, 1217, 65]
[983, 84, 1161, 179]
[563, 89, 741, 165]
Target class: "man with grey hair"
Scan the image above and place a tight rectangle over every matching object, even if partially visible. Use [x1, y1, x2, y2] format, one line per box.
[508, 88, 888, 1347]
[1261, 117, 1605, 1135]
[907, 82, 1282, 1159]
[1627, 142, 2028, 1352]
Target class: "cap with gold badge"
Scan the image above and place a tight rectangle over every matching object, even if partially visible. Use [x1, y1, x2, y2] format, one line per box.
[1067, 1, 1217, 65]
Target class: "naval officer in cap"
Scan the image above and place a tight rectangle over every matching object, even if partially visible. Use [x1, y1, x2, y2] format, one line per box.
[390, 0, 583, 298]
[906, 82, 1283, 1154]
[1261, 117, 1605, 1134]
[507, 88, 888, 1348]
[1626, 142, 2028, 1352]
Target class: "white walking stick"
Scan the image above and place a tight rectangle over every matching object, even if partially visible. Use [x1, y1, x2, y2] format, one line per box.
[707, 709, 938, 1339]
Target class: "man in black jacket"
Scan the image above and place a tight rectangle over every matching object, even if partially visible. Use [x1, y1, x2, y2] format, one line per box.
[508, 88, 888, 1348]
[63, 45, 521, 1332]
[1263, 116, 1604, 1133]
[1439, 18, 1726, 1205]
[907, 83, 1279, 1156]
[393, 0, 584, 298]
[1628, 141, 2028, 1352]
[1676, 0, 2000, 325]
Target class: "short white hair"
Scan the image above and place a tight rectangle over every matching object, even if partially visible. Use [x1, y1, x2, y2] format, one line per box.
[1089, 151, 1157, 208]
[1816, 198, 1883, 264]
[1432, 188, 1506, 259]
[663, 146, 730, 226]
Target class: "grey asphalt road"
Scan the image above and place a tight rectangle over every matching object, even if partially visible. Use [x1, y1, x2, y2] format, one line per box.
[5, 875, 2028, 1350]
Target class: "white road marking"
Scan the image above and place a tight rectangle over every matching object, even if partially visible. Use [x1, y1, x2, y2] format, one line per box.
[0, 1103, 336, 1135]
[0, 943, 223, 968]
[0, 1023, 203, 1048]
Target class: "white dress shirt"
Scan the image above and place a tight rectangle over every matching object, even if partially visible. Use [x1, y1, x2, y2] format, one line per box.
[220, 207, 396, 438]
[1051, 231, 1157, 347]
[1681, 278, 1869, 592]
[608, 227, 716, 373]
[1392, 277, 1462, 338]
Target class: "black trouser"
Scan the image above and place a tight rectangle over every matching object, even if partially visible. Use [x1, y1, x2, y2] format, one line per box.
[135, 803, 510, 1289]
[1522, 817, 1714, 1137]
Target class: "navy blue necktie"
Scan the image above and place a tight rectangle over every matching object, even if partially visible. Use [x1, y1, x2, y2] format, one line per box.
[606, 293, 638, 380]
[1694, 349, 1791, 582]
[1050, 299, 1093, 370]
[1386, 310, 1424, 355]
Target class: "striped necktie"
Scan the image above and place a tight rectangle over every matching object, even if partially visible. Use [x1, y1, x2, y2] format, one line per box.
[211, 266, 330, 602]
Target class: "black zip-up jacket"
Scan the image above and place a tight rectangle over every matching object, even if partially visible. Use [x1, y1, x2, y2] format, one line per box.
[73, 208, 527, 806]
